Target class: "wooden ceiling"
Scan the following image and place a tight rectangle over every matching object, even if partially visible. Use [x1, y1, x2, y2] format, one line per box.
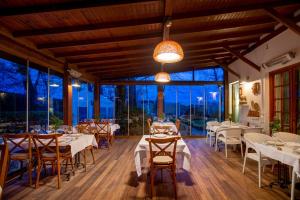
[0, 0, 299, 81]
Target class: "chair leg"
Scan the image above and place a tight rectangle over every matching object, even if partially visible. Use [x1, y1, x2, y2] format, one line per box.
[258, 159, 262, 188]
[172, 166, 177, 200]
[215, 137, 218, 152]
[65, 159, 69, 172]
[242, 155, 247, 174]
[57, 159, 61, 189]
[209, 135, 212, 147]
[291, 170, 296, 200]
[206, 133, 208, 143]
[83, 149, 87, 172]
[225, 143, 228, 158]
[240, 143, 243, 158]
[90, 148, 95, 164]
[35, 160, 41, 189]
[70, 157, 74, 171]
[28, 160, 32, 186]
[150, 168, 155, 199]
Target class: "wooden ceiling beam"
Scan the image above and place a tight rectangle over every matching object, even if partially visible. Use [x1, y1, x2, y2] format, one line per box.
[86, 59, 217, 73]
[0, 0, 159, 17]
[211, 58, 240, 78]
[79, 51, 234, 70]
[55, 45, 152, 57]
[13, 17, 162, 38]
[223, 44, 260, 71]
[264, 7, 300, 36]
[171, 1, 300, 21]
[37, 33, 161, 49]
[56, 37, 257, 58]
[69, 45, 245, 64]
[37, 25, 272, 49]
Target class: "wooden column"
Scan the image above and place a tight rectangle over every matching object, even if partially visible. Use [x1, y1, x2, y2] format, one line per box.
[224, 70, 229, 120]
[63, 65, 72, 125]
[157, 85, 164, 117]
[94, 83, 100, 119]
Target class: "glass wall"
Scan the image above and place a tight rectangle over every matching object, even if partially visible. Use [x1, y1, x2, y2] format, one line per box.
[72, 80, 94, 125]
[28, 67, 48, 130]
[100, 67, 225, 136]
[0, 57, 27, 133]
[0, 53, 65, 133]
[49, 71, 63, 121]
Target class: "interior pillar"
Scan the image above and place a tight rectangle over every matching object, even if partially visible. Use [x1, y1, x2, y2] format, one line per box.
[63, 65, 72, 125]
[224, 70, 229, 120]
[157, 85, 164, 117]
[94, 83, 100, 119]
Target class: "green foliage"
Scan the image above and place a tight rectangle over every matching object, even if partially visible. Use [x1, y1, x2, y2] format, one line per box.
[270, 117, 281, 133]
[50, 115, 63, 131]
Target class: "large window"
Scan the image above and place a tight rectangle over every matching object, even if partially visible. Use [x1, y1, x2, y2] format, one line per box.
[100, 67, 225, 136]
[49, 71, 63, 121]
[270, 64, 300, 134]
[0, 57, 27, 133]
[72, 80, 94, 125]
[28, 67, 48, 130]
[0, 53, 64, 133]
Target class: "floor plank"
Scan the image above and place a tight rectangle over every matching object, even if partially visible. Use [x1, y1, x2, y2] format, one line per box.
[2, 137, 298, 200]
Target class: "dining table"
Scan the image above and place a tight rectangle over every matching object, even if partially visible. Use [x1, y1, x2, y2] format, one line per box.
[6, 134, 98, 158]
[134, 135, 191, 177]
[254, 141, 300, 200]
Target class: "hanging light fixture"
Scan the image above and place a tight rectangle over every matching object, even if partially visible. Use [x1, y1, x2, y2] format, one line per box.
[72, 79, 81, 88]
[155, 64, 170, 83]
[153, 18, 184, 64]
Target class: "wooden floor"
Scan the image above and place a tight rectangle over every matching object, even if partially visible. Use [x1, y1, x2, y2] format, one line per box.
[3, 137, 298, 200]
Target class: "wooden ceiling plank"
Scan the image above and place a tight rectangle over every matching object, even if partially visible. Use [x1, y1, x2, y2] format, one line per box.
[69, 45, 245, 64]
[171, 1, 300, 21]
[264, 7, 300, 36]
[13, 17, 163, 37]
[56, 37, 257, 58]
[0, 0, 159, 17]
[211, 58, 240, 78]
[37, 25, 272, 49]
[37, 33, 161, 49]
[222, 44, 260, 71]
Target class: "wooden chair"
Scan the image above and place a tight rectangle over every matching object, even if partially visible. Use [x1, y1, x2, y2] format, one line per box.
[2, 134, 33, 186]
[146, 136, 180, 199]
[152, 125, 172, 135]
[77, 122, 91, 134]
[32, 134, 73, 189]
[147, 118, 152, 134]
[0, 144, 9, 200]
[78, 122, 96, 171]
[94, 122, 111, 149]
[175, 119, 181, 135]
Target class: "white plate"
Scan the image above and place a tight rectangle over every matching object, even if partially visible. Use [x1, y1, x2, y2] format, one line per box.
[265, 140, 285, 146]
[153, 134, 167, 138]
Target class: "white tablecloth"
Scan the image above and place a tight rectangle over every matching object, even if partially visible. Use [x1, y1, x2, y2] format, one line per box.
[7, 134, 98, 158]
[60, 134, 98, 157]
[210, 124, 249, 133]
[254, 142, 300, 176]
[134, 135, 191, 177]
[151, 122, 177, 133]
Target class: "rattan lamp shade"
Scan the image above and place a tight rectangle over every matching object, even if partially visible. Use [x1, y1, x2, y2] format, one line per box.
[155, 71, 171, 83]
[153, 40, 184, 63]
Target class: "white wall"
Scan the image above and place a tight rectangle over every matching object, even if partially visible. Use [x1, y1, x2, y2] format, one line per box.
[228, 29, 300, 132]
